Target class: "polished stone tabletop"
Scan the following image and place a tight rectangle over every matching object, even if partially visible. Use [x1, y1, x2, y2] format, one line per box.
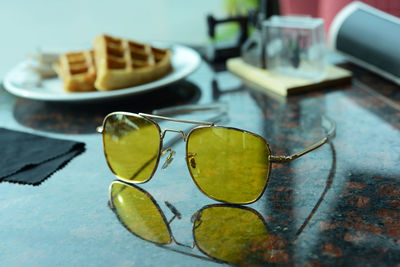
[1, 56, 399, 266]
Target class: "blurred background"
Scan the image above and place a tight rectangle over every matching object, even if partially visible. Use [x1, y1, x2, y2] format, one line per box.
[1, 0, 399, 79]
[0, 0, 227, 79]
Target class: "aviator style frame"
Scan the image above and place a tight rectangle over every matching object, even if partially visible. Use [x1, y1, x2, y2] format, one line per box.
[98, 108, 336, 204]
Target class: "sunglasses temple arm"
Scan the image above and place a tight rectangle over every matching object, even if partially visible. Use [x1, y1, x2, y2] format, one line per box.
[270, 116, 336, 163]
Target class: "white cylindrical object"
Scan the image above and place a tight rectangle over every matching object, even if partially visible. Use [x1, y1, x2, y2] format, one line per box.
[329, 1, 400, 85]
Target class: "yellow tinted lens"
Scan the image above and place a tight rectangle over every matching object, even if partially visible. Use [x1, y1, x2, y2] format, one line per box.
[110, 182, 171, 244]
[103, 114, 160, 182]
[187, 127, 270, 203]
[193, 206, 269, 264]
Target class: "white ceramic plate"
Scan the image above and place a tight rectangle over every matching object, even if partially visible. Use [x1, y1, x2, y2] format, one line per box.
[3, 44, 201, 102]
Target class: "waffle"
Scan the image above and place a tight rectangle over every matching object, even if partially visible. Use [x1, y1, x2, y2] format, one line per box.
[55, 50, 96, 92]
[93, 34, 172, 91]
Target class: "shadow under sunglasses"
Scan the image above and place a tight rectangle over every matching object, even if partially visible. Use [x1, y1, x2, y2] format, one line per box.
[108, 180, 289, 265]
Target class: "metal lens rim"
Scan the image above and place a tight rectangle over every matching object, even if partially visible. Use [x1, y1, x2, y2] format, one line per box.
[185, 125, 272, 204]
[103, 112, 163, 184]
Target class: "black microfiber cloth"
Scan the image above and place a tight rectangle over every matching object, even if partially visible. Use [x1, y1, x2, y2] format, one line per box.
[0, 128, 85, 185]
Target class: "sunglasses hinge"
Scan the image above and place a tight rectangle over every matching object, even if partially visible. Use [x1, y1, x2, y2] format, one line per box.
[269, 155, 293, 163]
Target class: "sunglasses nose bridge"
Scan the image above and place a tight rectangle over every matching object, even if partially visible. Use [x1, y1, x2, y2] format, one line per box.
[161, 129, 187, 140]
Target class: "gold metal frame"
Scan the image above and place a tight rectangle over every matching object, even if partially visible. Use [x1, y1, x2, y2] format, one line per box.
[98, 112, 164, 184]
[98, 110, 336, 204]
[184, 124, 272, 204]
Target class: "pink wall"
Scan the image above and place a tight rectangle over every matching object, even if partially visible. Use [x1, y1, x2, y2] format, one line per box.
[280, 0, 400, 33]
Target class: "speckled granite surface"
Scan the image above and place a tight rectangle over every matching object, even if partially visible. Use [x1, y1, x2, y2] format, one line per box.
[0, 61, 398, 266]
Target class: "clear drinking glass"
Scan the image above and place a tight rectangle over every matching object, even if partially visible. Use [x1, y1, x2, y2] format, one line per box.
[263, 15, 327, 81]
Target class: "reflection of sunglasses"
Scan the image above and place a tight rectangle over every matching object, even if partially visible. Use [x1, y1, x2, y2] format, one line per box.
[109, 180, 272, 265]
[99, 104, 336, 204]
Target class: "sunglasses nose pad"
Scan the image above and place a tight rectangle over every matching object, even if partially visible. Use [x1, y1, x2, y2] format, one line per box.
[187, 153, 197, 169]
[191, 210, 202, 228]
[161, 148, 176, 169]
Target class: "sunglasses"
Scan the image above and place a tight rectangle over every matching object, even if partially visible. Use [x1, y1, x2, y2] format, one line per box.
[98, 104, 335, 204]
[109, 180, 271, 265]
